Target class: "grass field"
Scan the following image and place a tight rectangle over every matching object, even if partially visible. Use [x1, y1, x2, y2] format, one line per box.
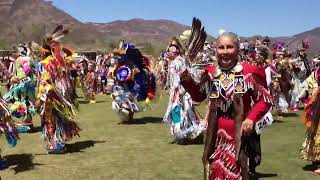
[0, 92, 319, 180]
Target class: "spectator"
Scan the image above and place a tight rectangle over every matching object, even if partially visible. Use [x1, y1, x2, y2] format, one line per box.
[263, 36, 271, 47]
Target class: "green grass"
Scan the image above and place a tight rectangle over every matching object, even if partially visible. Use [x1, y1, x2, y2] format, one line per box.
[0, 91, 319, 180]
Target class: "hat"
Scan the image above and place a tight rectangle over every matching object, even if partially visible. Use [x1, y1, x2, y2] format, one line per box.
[179, 30, 191, 41]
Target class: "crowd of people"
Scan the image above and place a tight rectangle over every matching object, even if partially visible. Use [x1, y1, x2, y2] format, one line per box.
[0, 18, 320, 180]
[155, 18, 320, 179]
[0, 25, 158, 170]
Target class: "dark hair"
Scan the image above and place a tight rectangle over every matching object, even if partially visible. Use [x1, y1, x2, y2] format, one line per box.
[257, 46, 270, 60]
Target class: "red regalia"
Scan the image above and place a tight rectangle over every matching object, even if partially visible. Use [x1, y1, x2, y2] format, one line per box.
[181, 62, 272, 179]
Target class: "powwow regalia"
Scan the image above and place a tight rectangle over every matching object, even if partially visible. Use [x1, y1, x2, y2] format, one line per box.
[3, 44, 37, 132]
[274, 52, 293, 113]
[288, 41, 312, 110]
[181, 32, 272, 179]
[163, 18, 208, 142]
[156, 53, 169, 90]
[84, 62, 97, 103]
[110, 43, 156, 123]
[301, 67, 320, 173]
[36, 25, 80, 153]
[0, 97, 19, 169]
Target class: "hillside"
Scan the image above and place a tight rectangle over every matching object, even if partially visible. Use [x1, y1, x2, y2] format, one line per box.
[0, 0, 319, 56]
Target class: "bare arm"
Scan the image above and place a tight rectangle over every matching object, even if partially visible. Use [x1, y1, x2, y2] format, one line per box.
[202, 99, 217, 180]
[203, 99, 218, 163]
[233, 95, 244, 160]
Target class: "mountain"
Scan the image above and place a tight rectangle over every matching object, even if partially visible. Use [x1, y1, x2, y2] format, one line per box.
[0, 0, 319, 56]
[0, 0, 190, 54]
[91, 19, 189, 41]
[0, 0, 80, 42]
[285, 27, 320, 56]
[83, 19, 190, 52]
[244, 28, 320, 57]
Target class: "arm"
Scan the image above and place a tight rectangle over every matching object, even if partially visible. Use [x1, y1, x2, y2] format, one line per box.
[233, 95, 244, 160]
[265, 67, 272, 87]
[242, 65, 272, 124]
[202, 99, 218, 180]
[246, 88, 272, 124]
[203, 99, 218, 158]
[180, 69, 208, 102]
[289, 58, 298, 64]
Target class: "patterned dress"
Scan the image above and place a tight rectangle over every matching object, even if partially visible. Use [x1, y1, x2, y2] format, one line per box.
[182, 63, 272, 179]
[301, 68, 320, 161]
[163, 56, 205, 141]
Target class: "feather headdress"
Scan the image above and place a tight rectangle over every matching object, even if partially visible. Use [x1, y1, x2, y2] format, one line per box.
[41, 25, 69, 52]
[168, 17, 207, 63]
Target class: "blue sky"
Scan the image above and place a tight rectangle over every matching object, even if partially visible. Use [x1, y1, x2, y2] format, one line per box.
[52, 0, 320, 37]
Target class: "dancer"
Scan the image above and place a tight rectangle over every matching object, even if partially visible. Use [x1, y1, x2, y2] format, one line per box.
[4, 44, 37, 132]
[111, 44, 156, 123]
[181, 33, 272, 179]
[85, 63, 96, 103]
[274, 51, 292, 112]
[301, 67, 320, 175]
[36, 25, 80, 153]
[163, 18, 208, 143]
[162, 44, 206, 142]
[0, 98, 19, 169]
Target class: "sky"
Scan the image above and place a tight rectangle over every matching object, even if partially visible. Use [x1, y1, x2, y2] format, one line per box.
[52, 0, 320, 37]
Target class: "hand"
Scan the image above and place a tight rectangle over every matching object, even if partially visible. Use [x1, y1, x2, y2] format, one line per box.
[200, 71, 211, 84]
[180, 69, 192, 82]
[241, 119, 254, 136]
[179, 67, 187, 75]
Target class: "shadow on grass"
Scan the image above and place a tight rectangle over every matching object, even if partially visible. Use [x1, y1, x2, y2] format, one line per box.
[95, 100, 107, 104]
[27, 126, 42, 134]
[273, 119, 285, 123]
[3, 153, 44, 174]
[78, 100, 89, 104]
[303, 163, 320, 171]
[78, 100, 107, 104]
[172, 134, 204, 145]
[124, 117, 163, 125]
[65, 140, 106, 153]
[280, 112, 299, 117]
[250, 172, 278, 179]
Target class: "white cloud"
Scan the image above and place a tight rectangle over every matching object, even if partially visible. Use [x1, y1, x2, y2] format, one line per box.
[218, 28, 226, 35]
